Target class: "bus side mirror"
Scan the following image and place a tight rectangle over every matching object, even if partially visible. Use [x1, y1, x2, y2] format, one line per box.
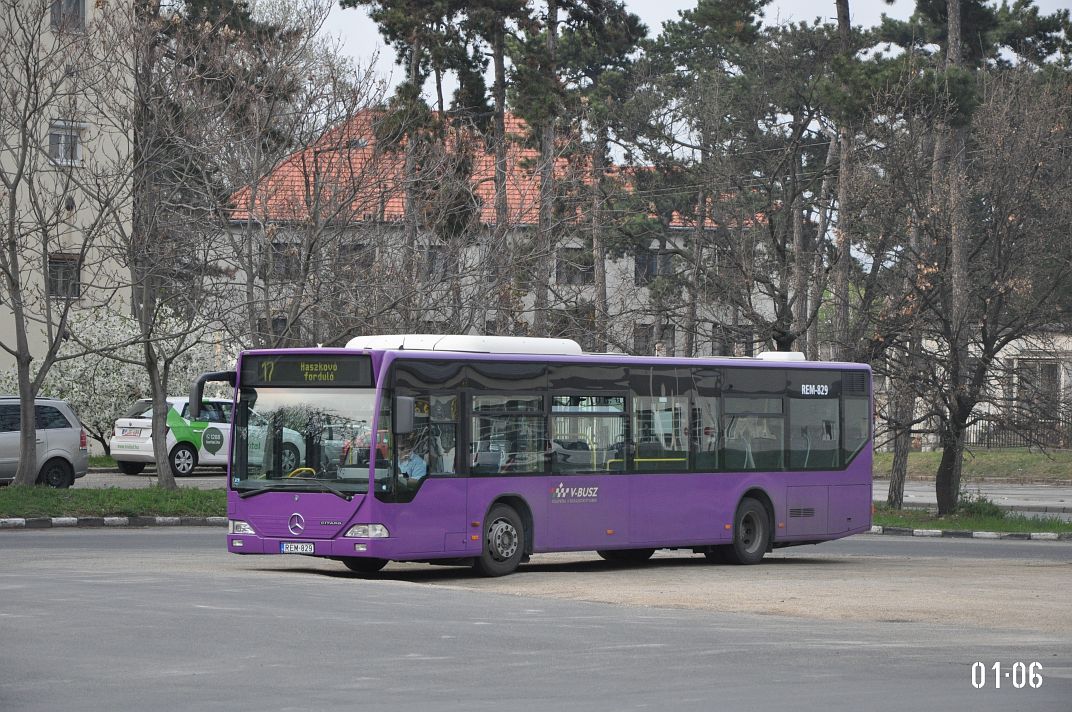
[395, 396, 415, 434]
[190, 371, 236, 419]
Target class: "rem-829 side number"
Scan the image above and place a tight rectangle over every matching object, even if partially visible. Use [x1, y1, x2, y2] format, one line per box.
[971, 662, 1043, 689]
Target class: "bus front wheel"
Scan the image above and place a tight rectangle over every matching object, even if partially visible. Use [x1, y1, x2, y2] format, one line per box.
[722, 497, 770, 565]
[474, 504, 524, 577]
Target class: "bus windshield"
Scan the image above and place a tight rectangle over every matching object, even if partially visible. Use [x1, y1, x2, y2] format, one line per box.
[232, 386, 381, 495]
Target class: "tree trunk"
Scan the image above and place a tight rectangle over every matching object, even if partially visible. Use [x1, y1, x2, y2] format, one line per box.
[887, 367, 916, 509]
[491, 20, 513, 335]
[591, 127, 609, 352]
[935, 0, 969, 514]
[402, 34, 422, 329]
[935, 422, 966, 514]
[145, 342, 177, 490]
[791, 156, 807, 353]
[532, 0, 558, 336]
[807, 136, 838, 360]
[888, 216, 922, 509]
[684, 189, 705, 358]
[830, 0, 854, 361]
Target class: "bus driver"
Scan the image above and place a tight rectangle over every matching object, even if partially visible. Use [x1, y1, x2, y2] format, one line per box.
[398, 441, 427, 480]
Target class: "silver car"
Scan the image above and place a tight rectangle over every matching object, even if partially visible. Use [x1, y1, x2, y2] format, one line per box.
[0, 396, 89, 488]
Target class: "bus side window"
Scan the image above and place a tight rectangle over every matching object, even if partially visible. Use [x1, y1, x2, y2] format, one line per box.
[724, 396, 784, 471]
[469, 395, 545, 475]
[400, 394, 459, 477]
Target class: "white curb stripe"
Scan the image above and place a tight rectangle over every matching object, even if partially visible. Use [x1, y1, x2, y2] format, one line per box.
[913, 529, 943, 537]
[51, 517, 78, 527]
[869, 525, 883, 534]
[154, 517, 181, 526]
[1030, 532, 1059, 540]
[103, 517, 129, 526]
[972, 531, 1001, 539]
[0, 518, 26, 528]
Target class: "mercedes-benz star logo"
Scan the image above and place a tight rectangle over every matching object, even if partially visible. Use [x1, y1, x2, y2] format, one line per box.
[288, 513, 305, 536]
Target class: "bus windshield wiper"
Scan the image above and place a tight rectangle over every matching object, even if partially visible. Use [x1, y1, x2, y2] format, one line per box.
[239, 478, 352, 501]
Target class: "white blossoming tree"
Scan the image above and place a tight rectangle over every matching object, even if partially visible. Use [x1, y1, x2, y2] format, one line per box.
[0, 309, 235, 457]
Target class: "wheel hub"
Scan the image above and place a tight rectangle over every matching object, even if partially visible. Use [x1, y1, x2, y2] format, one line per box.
[488, 519, 518, 561]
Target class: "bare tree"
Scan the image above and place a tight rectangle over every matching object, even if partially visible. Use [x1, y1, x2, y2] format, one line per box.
[1, 0, 132, 486]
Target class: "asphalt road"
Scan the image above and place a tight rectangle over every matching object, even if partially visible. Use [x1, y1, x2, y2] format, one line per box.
[2, 530, 1069, 712]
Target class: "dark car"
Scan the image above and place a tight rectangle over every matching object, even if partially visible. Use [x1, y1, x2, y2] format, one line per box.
[0, 395, 89, 488]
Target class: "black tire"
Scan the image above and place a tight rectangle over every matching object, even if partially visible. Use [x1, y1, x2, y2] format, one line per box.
[597, 548, 655, 563]
[38, 458, 73, 489]
[169, 443, 198, 477]
[473, 504, 525, 577]
[280, 443, 300, 473]
[116, 460, 145, 475]
[725, 497, 770, 565]
[341, 557, 388, 573]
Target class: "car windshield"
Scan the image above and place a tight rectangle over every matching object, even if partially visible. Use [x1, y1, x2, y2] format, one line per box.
[232, 386, 380, 495]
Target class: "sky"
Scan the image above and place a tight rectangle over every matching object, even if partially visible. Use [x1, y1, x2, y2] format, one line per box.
[324, 1, 922, 88]
[320, 1, 1070, 91]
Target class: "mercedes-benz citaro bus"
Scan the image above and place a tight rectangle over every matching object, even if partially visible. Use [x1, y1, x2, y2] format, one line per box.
[193, 334, 872, 577]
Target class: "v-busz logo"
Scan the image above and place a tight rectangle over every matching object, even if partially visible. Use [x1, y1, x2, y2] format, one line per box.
[550, 482, 599, 503]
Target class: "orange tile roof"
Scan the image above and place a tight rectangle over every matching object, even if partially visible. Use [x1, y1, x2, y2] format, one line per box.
[228, 110, 725, 230]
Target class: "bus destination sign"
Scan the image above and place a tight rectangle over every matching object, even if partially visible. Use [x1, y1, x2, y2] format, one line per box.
[240, 354, 373, 388]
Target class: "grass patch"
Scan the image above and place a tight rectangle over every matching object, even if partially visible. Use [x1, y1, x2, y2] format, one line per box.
[89, 455, 117, 468]
[873, 449, 1072, 482]
[873, 507, 1072, 533]
[0, 485, 225, 518]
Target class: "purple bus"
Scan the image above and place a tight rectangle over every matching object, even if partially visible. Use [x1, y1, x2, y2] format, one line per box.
[193, 335, 872, 577]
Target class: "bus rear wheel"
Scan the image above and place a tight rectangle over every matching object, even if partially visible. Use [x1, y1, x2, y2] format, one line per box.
[474, 504, 525, 577]
[597, 548, 655, 563]
[724, 497, 770, 565]
[341, 557, 388, 573]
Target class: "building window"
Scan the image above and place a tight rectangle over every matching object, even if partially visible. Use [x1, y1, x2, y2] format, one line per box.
[48, 123, 82, 165]
[635, 247, 673, 286]
[1016, 359, 1061, 416]
[257, 315, 291, 342]
[48, 254, 81, 299]
[657, 324, 676, 357]
[338, 241, 370, 264]
[633, 324, 653, 355]
[51, 0, 85, 32]
[556, 247, 594, 286]
[268, 241, 300, 279]
[549, 304, 597, 352]
[423, 245, 447, 280]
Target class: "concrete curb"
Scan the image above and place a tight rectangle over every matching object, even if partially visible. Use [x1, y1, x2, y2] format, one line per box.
[0, 516, 227, 529]
[868, 525, 1072, 541]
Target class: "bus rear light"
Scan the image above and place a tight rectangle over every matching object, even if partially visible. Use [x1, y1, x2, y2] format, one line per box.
[345, 524, 389, 538]
[79, 429, 87, 450]
[228, 520, 255, 535]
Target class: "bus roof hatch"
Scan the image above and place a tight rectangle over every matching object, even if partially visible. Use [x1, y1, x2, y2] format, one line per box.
[346, 334, 584, 356]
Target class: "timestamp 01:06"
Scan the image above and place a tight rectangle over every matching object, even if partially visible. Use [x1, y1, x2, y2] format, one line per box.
[971, 662, 1043, 689]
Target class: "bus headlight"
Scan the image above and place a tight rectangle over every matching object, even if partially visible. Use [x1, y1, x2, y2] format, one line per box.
[344, 524, 390, 538]
[228, 520, 255, 535]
